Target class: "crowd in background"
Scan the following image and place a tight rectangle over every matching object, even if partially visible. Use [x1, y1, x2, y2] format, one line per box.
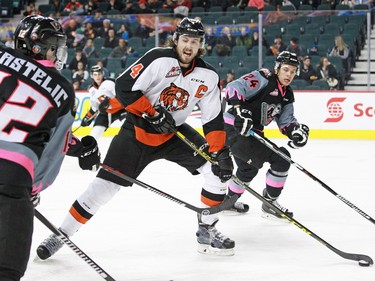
[1, 0, 373, 90]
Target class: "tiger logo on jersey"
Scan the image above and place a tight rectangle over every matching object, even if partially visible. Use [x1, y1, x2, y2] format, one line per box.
[159, 83, 189, 111]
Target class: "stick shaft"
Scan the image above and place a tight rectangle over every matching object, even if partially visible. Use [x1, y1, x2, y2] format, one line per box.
[250, 130, 375, 226]
[34, 209, 116, 281]
[100, 164, 237, 215]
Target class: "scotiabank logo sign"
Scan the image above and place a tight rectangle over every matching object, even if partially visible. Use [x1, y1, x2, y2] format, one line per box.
[324, 97, 346, 123]
[354, 103, 375, 117]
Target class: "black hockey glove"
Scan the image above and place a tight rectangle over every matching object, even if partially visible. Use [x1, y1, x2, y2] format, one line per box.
[79, 136, 101, 171]
[211, 147, 234, 183]
[285, 123, 309, 149]
[81, 109, 96, 127]
[143, 106, 176, 134]
[234, 107, 253, 137]
[98, 96, 110, 113]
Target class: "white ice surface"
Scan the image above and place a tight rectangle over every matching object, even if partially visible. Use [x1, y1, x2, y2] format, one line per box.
[24, 138, 375, 281]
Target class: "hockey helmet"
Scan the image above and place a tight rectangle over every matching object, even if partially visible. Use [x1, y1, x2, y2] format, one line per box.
[14, 15, 67, 70]
[274, 51, 300, 75]
[90, 65, 104, 78]
[173, 17, 205, 45]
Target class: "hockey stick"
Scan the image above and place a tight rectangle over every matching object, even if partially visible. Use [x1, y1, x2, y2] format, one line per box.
[34, 209, 116, 281]
[175, 131, 374, 266]
[100, 164, 238, 215]
[249, 130, 375, 226]
[72, 111, 100, 133]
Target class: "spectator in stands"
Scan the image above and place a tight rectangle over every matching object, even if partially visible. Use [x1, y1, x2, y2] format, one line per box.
[298, 56, 318, 84]
[4, 31, 14, 49]
[171, 0, 192, 17]
[103, 29, 118, 49]
[272, 0, 283, 10]
[72, 78, 81, 91]
[65, 18, 85, 49]
[72, 61, 90, 84]
[205, 26, 217, 56]
[316, 56, 339, 89]
[307, 43, 319, 56]
[68, 48, 88, 73]
[50, 0, 62, 14]
[266, 35, 287, 56]
[83, 0, 98, 15]
[108, 38, 130, 67]
[108, 0, 123, 12]
[136, 0, 154, 13]
[147, 0, 162, 13]
[329, 36, 350, 60]
[122, 0, 137, 14]
[220, 69, 235, 90]
[328, 35, 351, 75]
[286, 37, 304, 61]
[135, 17, 154, 46]
[83, 38, 99, 58]
[248, 0, 265, 11]
[83, 22, 98, 40]
[161, 0, 176, 12]
[23, 2, 42, 16]
[250, 31, 269, 49]
[236, 26, 253, 54]
[93, 8, 105, 21]
[95, 59, 110, 77]
[63, 0, 84, 15]
[98, 19, 113, 38]
[215, 26, 236, 56]
[340, 0, 356, 7]
[117, 23, 132, 41]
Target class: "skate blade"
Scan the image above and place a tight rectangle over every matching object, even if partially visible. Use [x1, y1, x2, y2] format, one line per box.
[261, 211, 291, 223]
[33, 255, 43, 262]
[221, 209, 249, 216]
[197, 244, 235, 256]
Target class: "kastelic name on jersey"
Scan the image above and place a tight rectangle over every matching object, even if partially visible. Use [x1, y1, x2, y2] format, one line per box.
[0, 50, 68, 107]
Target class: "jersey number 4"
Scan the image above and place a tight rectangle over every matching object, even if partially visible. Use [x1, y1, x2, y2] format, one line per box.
[0, 71, 53, 142]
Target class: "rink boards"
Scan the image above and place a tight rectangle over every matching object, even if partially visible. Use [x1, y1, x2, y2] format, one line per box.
[73, 90, 375, 140]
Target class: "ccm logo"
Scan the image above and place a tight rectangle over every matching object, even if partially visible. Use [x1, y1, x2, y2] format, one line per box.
[354, 104, 375, 117]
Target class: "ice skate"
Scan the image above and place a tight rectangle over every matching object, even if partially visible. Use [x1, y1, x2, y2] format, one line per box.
[261, 189, 293, 220]
[223, 201, 249, 215]
[36, 232, 65, 260]
[196, 221, 235, 256]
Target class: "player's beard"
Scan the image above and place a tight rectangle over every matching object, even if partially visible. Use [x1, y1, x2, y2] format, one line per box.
[177, 48, 196, 67]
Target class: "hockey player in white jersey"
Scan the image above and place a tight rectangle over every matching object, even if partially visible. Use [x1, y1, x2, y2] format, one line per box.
[36, 17, 236, 259]
[79, 65, 127, 139]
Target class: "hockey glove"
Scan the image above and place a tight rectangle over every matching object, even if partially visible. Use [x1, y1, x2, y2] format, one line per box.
[211, 147, 234, 183]
[98, 96, 110, 113]
[79, 136, 101, 171]
[143, 106, 176, 134]
[81, 109, 96, 127]
[285, 123, 309, 149]
[234, 107, 253, 137]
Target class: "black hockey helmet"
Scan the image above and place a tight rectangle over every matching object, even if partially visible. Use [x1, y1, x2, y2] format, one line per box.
[274, 51, 300, 75]
[90, 65, 104, 78]
[14, 15, 67, 70]
[173, 17, 205, 45]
